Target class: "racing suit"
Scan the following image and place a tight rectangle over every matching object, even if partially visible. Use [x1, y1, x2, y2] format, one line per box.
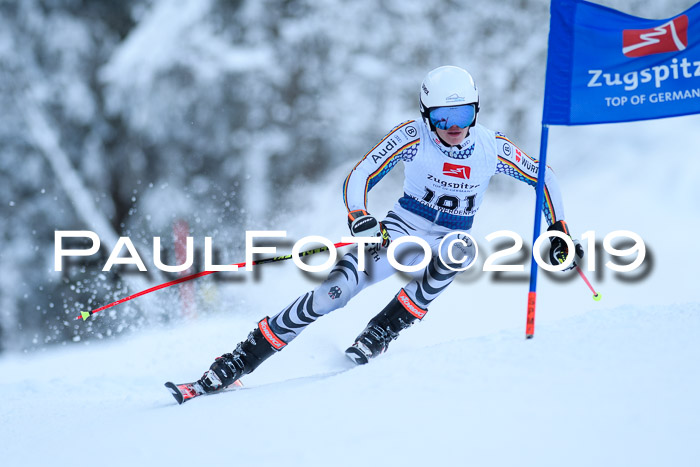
[267, 119, 565, 343]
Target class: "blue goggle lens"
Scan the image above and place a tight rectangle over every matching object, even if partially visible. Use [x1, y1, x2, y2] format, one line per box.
[429, 105, 476, 130]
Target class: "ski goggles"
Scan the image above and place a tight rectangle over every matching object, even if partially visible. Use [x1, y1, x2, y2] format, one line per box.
[429, 104, 476, 130]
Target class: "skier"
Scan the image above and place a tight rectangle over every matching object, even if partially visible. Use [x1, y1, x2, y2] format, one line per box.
[177, 65, 583, 397]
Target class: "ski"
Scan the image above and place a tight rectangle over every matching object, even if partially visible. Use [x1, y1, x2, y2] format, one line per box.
[164, 379, 243, 405]
[165, 364, 359, 405]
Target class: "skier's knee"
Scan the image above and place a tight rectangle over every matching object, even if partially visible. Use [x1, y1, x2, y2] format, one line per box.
[438, 234, 476, 270]
[314, 276, 354, 313]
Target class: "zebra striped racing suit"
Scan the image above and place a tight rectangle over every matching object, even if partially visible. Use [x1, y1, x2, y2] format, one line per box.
[267, 119, 566, 344]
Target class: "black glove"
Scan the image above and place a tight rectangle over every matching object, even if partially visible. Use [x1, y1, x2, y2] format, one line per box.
[347, 209, 390, 248]
[547, 220, 584, 271]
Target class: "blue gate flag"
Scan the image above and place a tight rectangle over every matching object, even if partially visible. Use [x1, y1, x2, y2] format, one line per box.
[544, 0, 700, 125]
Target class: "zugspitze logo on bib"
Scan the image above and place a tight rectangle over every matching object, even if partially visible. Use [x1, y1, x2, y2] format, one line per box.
[443, 162, 470, 179]
[622, 15, 688, 58]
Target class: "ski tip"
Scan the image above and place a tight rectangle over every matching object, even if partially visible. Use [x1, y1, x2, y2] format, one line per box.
[164, 382, 185, 405]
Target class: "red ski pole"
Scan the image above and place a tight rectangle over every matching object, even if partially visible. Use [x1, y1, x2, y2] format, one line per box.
[576, 265, 601, 301]
[76, 241, 352, 321]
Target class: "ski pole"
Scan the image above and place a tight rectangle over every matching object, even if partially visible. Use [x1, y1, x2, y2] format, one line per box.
[576, 265, 601, 301]
[76, 241, 352, 321]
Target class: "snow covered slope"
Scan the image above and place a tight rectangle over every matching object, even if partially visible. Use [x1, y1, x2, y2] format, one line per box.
[2, 270, 698, 467]
[1, 303, 698, 466]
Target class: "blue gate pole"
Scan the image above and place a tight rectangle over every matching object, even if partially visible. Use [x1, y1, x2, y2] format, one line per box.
[526, 123, 550, 339]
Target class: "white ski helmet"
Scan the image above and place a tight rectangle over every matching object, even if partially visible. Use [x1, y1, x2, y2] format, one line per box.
[419, 66, 480, 131]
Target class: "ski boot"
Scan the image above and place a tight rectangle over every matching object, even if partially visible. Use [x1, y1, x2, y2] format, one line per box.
[345, 289, 427, 365]
[198, 317, 287, 392]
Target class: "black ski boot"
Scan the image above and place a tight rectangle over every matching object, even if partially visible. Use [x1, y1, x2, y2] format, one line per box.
[198, 317, 287, 392]
[345, 289, 427, 365]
